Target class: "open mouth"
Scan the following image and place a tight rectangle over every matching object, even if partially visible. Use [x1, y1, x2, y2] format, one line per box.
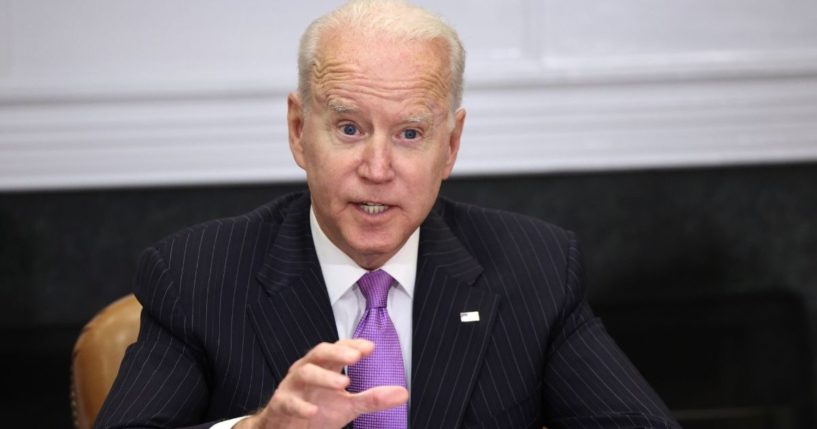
[358, 202, 389, 215]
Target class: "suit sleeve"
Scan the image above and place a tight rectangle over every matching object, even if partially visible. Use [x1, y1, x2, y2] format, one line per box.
[94, 247, 220, 429]
[541, 234, 681, 429]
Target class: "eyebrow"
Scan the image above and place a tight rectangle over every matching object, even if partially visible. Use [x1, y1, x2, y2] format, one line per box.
[326, 99, 436, 127]
[327, 100, 357, 114]
[406, 113, 433, 125]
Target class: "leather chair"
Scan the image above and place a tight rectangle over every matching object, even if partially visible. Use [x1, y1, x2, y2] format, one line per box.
[71, 294, 142, 429]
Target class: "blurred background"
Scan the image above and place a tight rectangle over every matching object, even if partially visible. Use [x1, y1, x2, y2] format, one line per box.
[1, 1, 816, 427]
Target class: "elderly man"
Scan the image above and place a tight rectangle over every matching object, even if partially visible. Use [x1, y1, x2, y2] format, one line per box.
[96, 1, 680, 428]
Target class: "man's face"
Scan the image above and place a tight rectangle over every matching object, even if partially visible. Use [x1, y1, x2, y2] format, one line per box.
[288, 31, 465, 270]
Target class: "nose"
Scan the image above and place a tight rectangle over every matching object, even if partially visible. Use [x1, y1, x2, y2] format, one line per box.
[357, 134, 395, 183]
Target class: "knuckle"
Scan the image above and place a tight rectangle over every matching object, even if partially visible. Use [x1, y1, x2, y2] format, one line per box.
[274, 395, 294, 414]
[293, 365, 308, 381]
[282, 396, 295, 414]
[269, 396, 286, 414]
[287, 358, 302, 373]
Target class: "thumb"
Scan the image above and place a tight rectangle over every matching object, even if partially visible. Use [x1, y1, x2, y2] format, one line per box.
[350, 386, 409, 415]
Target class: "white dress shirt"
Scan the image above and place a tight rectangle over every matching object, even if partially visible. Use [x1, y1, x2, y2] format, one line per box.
[213, 206, 418, 429]
[310, 207, 417, 387]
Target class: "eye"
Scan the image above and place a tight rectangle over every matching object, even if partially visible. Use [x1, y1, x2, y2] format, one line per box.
[402, 129, 419, 139]
[341, 123, 358, 136]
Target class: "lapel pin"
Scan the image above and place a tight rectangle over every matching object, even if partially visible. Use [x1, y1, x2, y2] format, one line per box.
[460, 311, 480, 323]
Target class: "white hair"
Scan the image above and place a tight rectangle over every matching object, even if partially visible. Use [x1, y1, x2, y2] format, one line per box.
[297, 0, 466, 111]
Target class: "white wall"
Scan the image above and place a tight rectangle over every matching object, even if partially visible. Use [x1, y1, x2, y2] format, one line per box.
[2, 0, 817, 190]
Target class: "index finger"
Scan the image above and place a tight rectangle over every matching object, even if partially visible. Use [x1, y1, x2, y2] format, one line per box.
[300, 339, 374, 372]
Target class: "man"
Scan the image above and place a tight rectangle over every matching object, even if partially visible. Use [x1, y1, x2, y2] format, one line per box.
[96, 1, 680, 428]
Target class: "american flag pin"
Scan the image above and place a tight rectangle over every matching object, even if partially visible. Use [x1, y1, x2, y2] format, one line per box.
[460, 311, 480, 323]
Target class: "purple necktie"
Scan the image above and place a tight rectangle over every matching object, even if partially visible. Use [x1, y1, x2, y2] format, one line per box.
[347, 269, 408, 429]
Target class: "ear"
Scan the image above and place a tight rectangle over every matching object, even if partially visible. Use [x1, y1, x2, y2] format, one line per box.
[441, 108, 466, 179]
[287, 92, 307, 169]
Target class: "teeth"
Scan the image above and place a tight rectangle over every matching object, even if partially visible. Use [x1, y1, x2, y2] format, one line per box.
[360, 202, 387, 215]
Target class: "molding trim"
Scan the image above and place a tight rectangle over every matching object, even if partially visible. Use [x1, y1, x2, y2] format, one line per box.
[2, 53, 817, 191]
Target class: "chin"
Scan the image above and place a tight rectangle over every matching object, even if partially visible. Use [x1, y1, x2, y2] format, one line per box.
[347, 235, 401, 266]
[351, 240, 397, 258]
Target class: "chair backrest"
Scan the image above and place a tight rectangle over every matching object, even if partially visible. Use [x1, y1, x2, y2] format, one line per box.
[71, 294, 142, 429]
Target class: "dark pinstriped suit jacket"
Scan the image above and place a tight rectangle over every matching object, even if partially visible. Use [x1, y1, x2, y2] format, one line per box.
[96, 191, 679, 429]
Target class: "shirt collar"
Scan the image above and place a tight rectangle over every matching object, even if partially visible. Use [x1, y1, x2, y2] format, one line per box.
[310, 206, 418, 305]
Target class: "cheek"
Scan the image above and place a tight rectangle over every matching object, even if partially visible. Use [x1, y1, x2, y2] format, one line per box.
[428, 146, 453, 179]
[307, 153, 355, 202]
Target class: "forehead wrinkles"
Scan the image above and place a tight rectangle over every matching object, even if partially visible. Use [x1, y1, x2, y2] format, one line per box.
[310, 56, 452, 108]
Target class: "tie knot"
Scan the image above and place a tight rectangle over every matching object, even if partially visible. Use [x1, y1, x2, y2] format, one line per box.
[357, 269, 394, 309]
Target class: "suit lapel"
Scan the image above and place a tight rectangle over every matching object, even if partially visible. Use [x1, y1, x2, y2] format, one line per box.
[248, 193, 339, 382]
[410, 202, 501, 429]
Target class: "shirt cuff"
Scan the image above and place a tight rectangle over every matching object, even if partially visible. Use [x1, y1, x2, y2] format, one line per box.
[210, 416, 249, 429]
